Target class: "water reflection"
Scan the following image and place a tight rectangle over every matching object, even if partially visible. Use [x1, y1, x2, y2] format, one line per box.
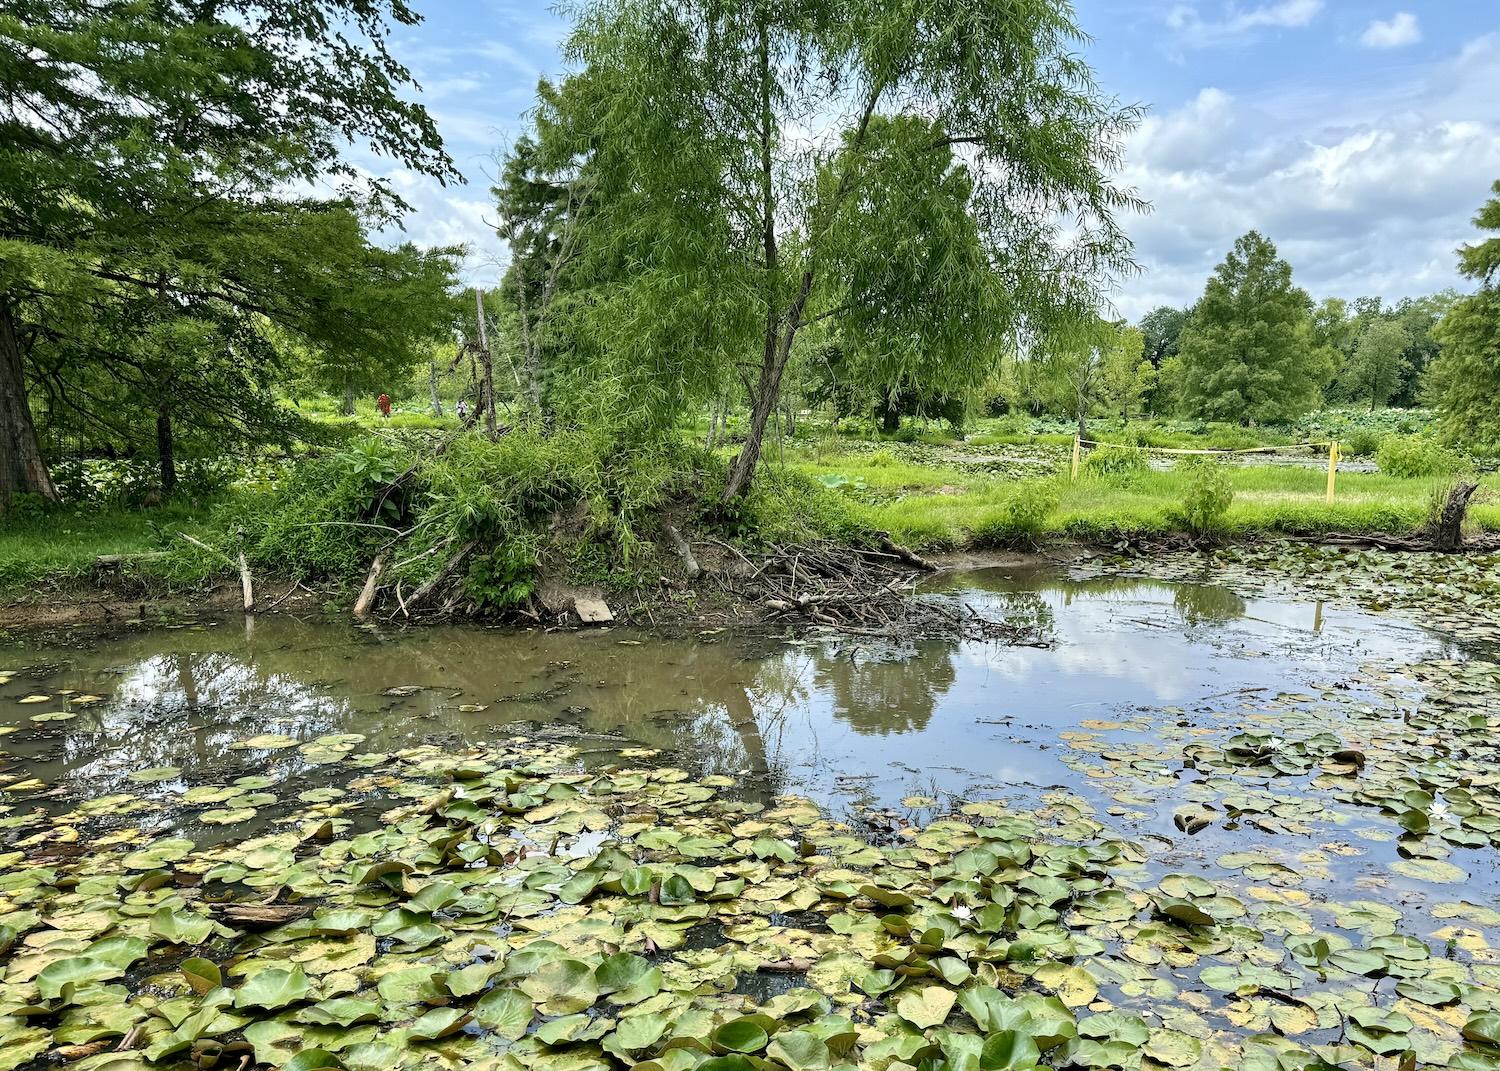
[0, 570, 1445, 813]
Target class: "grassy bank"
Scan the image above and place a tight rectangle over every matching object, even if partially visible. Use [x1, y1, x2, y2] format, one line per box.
[3, 414, 1495, 609]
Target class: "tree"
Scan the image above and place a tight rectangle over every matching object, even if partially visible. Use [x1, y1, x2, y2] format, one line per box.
[1098, 325, 1151, 423]
[1178, 232, 1332, 424]
[1038, 315, 1138, 442]
[1428, 181, 1500, 446]
[1342, 319, 1410, 411]
[1139, 306, 1187, 369]
[0, 0, 459, 507]
[529, 0, 1142, 500]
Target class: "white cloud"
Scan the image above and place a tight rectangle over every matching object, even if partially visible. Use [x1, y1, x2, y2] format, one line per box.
[1166, 0, 1322, 46]
[1114, 36, 1500, 319]
[1360, 12, 1421, 49]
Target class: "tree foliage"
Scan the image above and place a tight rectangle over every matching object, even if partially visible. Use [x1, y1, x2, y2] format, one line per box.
[1177, 232, 1332, 424]
[523, 0, 1143, 498]
[1429, 180, 1500, 447]
[0, 0, 460, 504]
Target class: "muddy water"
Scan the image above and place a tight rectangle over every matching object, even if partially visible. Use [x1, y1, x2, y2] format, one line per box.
[0, 569, 1449, 822]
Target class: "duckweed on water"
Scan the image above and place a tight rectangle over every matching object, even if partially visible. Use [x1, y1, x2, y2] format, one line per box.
[2, 701, 1500, 1071]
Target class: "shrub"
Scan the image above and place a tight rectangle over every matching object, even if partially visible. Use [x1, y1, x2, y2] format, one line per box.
[1375, 436, 1467, 479]
[1341, 429, 1383, 458]
[1082, 444, 1148, 480]
[1174, 458, 1234, 536]
[972, 479, 1059, 549]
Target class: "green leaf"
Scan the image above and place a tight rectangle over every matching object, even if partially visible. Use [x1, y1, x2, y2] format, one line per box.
[596, 952, 663, 1004]
[519, 958, 600, 1015]
[37, 957, 123, 1000]
[767, 1029, 832, 1071]
[295, 998, 381, 1028]
[980, 1030, 1041, 1070]
[234, 965, 312, 1010]
[714, 1019, 769, 1054]
[181, 957, 222, 996]
[897, 986, 957, 1029]
[407, 1006, 471, 1040]
[150, 906, 214, 945]
[473, 987, 534, 1039]
[283, 1052, 343, 1071]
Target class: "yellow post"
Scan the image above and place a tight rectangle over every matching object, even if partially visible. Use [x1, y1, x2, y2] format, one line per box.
[1325, 441, 1339, 503]
[1071, 435, 1082, 482]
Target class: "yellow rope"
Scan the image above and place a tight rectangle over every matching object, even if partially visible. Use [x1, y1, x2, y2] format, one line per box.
[1078, 438, 1335, 456]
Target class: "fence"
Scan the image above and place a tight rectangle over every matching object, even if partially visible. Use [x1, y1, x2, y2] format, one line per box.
[1071, 436, 1342, 502]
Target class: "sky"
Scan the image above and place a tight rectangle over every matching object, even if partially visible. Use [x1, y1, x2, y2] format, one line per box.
[369, 0, 1500, 322]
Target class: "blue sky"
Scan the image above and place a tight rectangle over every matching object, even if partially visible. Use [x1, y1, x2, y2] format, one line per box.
[372, 1, 1500, 321]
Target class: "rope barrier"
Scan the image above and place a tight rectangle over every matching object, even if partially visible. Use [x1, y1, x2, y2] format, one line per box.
[1077, 438, 1334, 456]
[1070, 435, 1342, 501]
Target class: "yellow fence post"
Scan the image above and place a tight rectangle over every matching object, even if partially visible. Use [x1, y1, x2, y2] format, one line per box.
[1071, 436, 1082, 482]
[1325, 441, 1339, 503]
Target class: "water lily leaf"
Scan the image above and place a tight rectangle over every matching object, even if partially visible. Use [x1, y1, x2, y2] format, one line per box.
[520, 957, 600, 1015]
[446, 961, 497, 998]
[150, 906, 214, 945]
[1143, 1030, 1202, 1066]
[605, 1012, 670, 1057]
[283, 1051, 343, 1071]
[714, 1019, 770, 1054]
[767, 1028, 832, 1071]
[181, 957, 222, 995]
[234, 965, 312, 1010]
[536, 1012, 595, 1046]
[980, 1030, 1041, 1070]
[897, 985, 957, 1029]
[128, 766, 181, 783]
[37, 957, 124, 1000]
[296, 998, 381, 1028]
[1462, 1013, 1500, 1048]
[407, 1006, 471, 1041]
[473, 987, 534, 1039]
[596, 952, 662, 1004]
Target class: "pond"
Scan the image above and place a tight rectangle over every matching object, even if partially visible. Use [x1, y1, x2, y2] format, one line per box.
[2, 566, 1498, 1070]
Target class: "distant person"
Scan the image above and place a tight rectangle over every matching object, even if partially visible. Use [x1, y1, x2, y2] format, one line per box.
[456, 398, 469, 423]
[377, 393, 391, 419]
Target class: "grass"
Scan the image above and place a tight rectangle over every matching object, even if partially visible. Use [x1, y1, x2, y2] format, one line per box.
[785, 437, 1500, 549]
[4, 408, 1494, 602]
[0, 499, 228, 595]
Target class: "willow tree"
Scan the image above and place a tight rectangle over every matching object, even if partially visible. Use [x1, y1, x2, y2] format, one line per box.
[0, 0, 458, 506]
[532, 0, 1142, 500]
[1429, 180, 1500, 446]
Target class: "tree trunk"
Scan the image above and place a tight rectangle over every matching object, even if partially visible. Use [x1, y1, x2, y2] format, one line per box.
[156, 404, 177, 496]
[879, 388, 900, 434]
[339, 384, 356, 416]
[0, 298, 57, 508]
[1431, 481, 1478, 552]
[474, 289, 498, 441]
[428, 360, 443, 417]
[722, 274, 813, 502]
[1076, 408, 1088, 445]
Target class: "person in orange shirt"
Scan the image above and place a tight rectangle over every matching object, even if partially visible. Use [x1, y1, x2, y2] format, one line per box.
[377, 393, 391, 419]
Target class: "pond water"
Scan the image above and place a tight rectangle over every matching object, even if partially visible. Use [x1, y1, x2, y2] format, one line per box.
[4, 566, 1499, 1070]
[0, 569, 1447, 822]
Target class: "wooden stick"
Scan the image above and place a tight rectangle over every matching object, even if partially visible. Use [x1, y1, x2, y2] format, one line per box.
[238, 552, 255, 612]
[353, 555, 385, 619]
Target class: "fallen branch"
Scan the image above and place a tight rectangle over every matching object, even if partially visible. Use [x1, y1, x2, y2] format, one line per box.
[664, 525, 701, 579]
[353, 554, 385, 619]
[405, 541, 478, 614]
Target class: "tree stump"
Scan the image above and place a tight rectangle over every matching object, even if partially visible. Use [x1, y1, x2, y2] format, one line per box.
[1432, 481, 1478, 552]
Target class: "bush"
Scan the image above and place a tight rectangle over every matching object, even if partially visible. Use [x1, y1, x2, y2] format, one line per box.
[1375, 436, 1467, 479]
[1082, 444, 1149, 480]
[972, 479, 1059, 549]
[1174, 458, 1234, 536]
[1341, 429, 1383, 458]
